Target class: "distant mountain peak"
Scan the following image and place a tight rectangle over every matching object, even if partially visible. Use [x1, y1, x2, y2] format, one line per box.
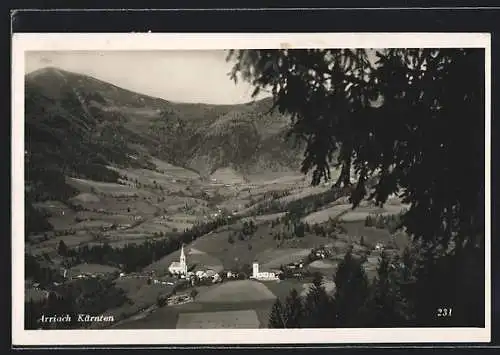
[26, 66, 67, 78]
[25, 67, 302, 189]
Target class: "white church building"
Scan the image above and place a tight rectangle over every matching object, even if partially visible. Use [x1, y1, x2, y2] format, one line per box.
[251, 262, 279, 281]
[168, 244, 188, 276]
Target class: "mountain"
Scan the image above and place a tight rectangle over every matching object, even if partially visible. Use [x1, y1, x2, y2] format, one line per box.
[25, 67, 304, 206]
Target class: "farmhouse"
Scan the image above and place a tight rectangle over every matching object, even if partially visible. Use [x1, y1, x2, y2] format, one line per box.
[312, 247, 328, 259]
[168, 244, 188, 276]
[374, 242, 385, 251]
[250, 262, 279, 281]
[285, 261, 304, 270]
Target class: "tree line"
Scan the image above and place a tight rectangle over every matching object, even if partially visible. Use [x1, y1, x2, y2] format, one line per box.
[270, 244, 483, 327]
[58, 213, 241, 273]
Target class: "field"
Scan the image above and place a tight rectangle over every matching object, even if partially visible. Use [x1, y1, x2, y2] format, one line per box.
[196, 280, 276, 303]
[258, 248, 311, 270]
[113, 280, 282, 329]
[302, 205, 352, 224]
[339, 203, 410, 222]
[341, 221, 411, 248]
[185, 220, 329, 270]
[176, 310, 260, 329]
[308, 259, 339, 274]
[69, 263, 120, 276]
[264, 279, 309, 300]
[112, 298, 274, 329]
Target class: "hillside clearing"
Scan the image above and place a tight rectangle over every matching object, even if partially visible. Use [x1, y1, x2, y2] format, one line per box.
[257, 248, 311, 270]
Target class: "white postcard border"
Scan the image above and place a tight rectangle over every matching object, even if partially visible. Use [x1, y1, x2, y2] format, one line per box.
[12, 32, 491, 346]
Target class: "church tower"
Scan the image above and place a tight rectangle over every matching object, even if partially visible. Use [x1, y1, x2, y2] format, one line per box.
[180, 244, 187, 275]
[252, 262, 259, 278]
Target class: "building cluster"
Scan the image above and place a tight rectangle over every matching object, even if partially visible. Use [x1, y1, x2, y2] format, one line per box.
[167, 245, 222, 284]
[284, 260, 305, 270]
[311, 247, 330, 259]
[250, 262, 280, 281]
[374, 242, 385, 251]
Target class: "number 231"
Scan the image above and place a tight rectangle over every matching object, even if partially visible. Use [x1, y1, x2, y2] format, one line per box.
[437, 308, 452, 317]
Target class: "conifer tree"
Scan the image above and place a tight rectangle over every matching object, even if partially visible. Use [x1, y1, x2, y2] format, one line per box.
[367, 251, 407, 326]
[268, 298, 287, 328]
[58, 240, 68, 257]
[302, 272, 333, 327]
[284, 288, 304, 328]
[333, 251, 370, 327]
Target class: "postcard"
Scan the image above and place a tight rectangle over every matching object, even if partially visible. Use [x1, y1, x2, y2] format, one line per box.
[12, 32, 491, 346]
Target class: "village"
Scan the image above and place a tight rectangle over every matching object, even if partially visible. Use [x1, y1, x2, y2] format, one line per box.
[26, 231, 398, 321]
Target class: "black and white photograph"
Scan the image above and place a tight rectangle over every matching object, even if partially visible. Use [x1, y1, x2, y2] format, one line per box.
[12, 33, 490, 345]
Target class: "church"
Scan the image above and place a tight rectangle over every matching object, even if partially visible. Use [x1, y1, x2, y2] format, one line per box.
[168, 244, 188, 276]
[251, 261, 279, 281]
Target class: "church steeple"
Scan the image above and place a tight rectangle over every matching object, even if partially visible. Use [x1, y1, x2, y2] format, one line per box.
[180, 244, 187, 274]
[180, 244, 186, 262]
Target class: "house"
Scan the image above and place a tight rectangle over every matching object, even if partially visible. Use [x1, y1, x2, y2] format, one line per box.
[251, 262, 279, 281]
[314, 249, 327, 259]
[195, 270, 207, 279]
[374, 243, 385, 251]
[205, 269, 217, 278]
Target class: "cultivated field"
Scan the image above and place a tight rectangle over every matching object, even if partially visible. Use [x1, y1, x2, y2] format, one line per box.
[176, 309, 260, 329]
[302, 205, 352, 224]
[69, 263, 120, 276]
[341, 221, 411, 248]
[196, 280, 276, 303]
[308, 259, 339, 272]
[339, 203, 410, 222]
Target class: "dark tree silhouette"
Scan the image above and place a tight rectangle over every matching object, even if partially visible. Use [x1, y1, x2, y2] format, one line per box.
[367, 251, 408, 326]
[57, 240, 68, 257]
[227, 48, 484, 246]
[284, 288, 304, 328]
[332, 251, 370, 327]
[228, 48, 485, 327]
[302, 272, 334, 327]
[268, 298, 287, 328]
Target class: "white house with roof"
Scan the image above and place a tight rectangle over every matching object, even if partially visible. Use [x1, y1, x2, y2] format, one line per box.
[250, 262, 279, 281]
[168, 244, 188, 276]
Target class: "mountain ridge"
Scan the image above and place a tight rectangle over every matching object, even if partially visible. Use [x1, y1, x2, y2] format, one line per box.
[25, 67, 304, 211]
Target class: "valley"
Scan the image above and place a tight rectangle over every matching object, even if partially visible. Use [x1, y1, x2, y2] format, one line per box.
[24, 67, 411, 330]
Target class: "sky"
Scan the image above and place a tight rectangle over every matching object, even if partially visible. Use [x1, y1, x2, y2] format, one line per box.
[25, 50, 270, 105]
